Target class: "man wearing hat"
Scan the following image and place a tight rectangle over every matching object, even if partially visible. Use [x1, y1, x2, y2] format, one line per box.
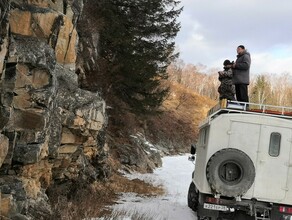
[218, 59, 235, 101]
[227, 45, 251, 103]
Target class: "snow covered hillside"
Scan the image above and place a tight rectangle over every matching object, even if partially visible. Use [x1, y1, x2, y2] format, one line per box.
[111, 155, 197, 220]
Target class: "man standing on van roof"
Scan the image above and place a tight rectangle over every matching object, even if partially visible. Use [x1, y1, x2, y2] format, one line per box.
[227, 45, 251, 103]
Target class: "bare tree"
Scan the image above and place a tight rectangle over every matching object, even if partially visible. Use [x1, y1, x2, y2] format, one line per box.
[168, 61, 292, 107]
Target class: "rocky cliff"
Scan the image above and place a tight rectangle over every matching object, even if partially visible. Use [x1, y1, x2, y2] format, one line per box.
[0, 1, 108, 219]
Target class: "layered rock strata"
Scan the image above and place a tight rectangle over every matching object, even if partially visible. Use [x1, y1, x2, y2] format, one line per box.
[0, 1, 108, 219]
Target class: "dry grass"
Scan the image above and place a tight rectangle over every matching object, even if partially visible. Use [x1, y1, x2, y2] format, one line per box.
[146, 82, 216, 153]
[100, 210, 155, 220]
[48, 171, 164, 220]
[103, 173, 164, 196]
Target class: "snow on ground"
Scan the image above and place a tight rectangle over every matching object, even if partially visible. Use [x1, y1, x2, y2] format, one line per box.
[111, 155, 198, 220]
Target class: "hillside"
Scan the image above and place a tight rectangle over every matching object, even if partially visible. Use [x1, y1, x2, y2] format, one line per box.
[147, 82, 216, 153]
[0, 1, 215, 219]
[106, 80, 216, 175]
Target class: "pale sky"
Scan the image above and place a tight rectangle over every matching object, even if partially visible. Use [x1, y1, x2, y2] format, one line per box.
[175, 0, 292, 74]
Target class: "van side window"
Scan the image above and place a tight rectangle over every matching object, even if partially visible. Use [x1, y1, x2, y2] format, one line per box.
[199, 127, 209, 145]
[269, 132, 281, 157]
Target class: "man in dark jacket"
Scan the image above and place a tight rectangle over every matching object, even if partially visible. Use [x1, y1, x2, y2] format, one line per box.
[218, 59, 235, 101]
[228, 45, 251, 102]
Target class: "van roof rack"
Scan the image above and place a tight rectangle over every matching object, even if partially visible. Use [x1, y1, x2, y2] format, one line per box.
[207, 99, 292, 120]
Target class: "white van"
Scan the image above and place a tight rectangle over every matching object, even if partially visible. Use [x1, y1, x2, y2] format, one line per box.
[188, 100, 292, 220]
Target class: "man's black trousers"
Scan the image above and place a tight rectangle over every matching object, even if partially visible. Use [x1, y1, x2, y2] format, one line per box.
[235, 84, 249, 102]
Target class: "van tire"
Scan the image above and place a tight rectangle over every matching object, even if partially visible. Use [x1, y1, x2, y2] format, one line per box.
[187, 182, 199, 212]
[206, 148, 255, 197]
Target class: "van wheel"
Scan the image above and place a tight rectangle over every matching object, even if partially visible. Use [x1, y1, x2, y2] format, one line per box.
[187, 182, 199, 212]
[206, 148, 255, 197]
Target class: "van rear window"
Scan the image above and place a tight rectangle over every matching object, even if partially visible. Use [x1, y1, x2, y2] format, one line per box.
[269, 132, 281, 157]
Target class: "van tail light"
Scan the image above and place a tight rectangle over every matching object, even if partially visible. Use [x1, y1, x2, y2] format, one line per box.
[206, 197, 220, 204]
[279, 206, 292, 214]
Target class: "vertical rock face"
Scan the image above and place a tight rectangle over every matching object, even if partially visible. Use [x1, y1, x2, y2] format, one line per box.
[0, 0, 108, 219]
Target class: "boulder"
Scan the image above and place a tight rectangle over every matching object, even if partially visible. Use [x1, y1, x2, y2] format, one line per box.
[0, 176, 27, 217]
[6, 109, 45, 131]
[13, 143, 44, 164]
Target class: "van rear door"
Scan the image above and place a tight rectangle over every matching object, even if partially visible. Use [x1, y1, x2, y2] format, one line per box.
[253, 125, 292, 201]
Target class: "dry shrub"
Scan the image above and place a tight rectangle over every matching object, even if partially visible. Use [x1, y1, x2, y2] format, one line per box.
[48, 172, 163, 220]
